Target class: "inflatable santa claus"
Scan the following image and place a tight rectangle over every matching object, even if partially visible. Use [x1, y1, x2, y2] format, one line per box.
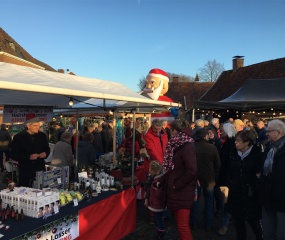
[142, 68, 178, 122]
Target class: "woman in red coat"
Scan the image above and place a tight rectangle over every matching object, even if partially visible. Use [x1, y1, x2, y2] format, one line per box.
[162, 120, 197, 240]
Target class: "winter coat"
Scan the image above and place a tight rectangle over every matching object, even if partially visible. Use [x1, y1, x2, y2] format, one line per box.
[11, 130, 50, 187]
[217, 137, 236, 186]
[51, 140, 73, 167]
[144, 127, 168, 173]
[71, 134, 82, 155]
[77, 140, 96, 167]
[101, 125, 113, 154]
[261, 141, 285, 212]
[194, 139, 220, 188]
[145, 172, 167, 212]
[167, 128, 197, 211]
[227, 144, 262, 220]
[92, 130, 103, 154]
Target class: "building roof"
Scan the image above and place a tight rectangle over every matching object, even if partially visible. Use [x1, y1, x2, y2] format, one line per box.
[200, 57, 285, 102]
[0, 27, 55, 71]
[166, 81, 214, 110]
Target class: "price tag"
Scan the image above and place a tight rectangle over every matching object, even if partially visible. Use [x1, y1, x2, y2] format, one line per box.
[73, 199, 78, 206]
[54, 205, 59, 214]
[57, 178, 62, 184]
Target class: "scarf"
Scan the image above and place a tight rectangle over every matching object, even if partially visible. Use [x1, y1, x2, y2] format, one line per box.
[162, 131, 194, 171]
[263, 136, 285, 176]
[237, 145, 253, 160]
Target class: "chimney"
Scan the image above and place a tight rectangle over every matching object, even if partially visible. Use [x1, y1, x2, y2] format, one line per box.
[232, 56, 244, 72]
[173, 76, 179, 83]
[58, 69, 64, 73]
[194, 73, 199, 82]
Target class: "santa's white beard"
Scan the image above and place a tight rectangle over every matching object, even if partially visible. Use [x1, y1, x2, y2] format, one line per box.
[144, 80, 163, 100]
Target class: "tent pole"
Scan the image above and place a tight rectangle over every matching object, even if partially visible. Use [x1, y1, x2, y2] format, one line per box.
[75, 109, 79, 182]
[112, 113, 117, 165]
[131, 110, 136, 188]
[192, 108, 195, 122]
[11, 123, 14, 183]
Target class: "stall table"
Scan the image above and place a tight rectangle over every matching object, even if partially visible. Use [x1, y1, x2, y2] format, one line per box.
[1, 188, 136, 240]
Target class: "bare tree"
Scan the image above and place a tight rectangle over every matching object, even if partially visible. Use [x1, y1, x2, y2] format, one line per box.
[199, 60, 225, 82]
[137, 76, 146, 91]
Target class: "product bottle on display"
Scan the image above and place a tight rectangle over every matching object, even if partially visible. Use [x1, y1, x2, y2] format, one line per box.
[6, 204, 10, 217]
[80, 180, 84, 191]
[92, 182, 96, 191]
[95, 170, 99, 179]
[10, 206, 15, 218]
[2, 208, 6, 221]
[110, 176, 114, 187]
[15, 209, 19, 221]
[96, 181, 101, 193]
[86, 180, 90, 188]
[20, 209, 24, 220]
[101, 176, 105, 186]
[106, 177, 110, 187]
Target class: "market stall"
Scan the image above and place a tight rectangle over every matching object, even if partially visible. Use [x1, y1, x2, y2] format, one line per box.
[0, 62, 181, 239]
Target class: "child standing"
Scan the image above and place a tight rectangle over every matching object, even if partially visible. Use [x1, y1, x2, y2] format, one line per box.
[144, 160, 167, 240]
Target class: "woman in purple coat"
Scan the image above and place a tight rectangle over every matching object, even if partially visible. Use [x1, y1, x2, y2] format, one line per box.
[162, 120, 197, 240]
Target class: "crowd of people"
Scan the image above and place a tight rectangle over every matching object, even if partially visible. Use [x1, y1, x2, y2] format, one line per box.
[143, 117, 285, 240]
[0, 116, 115, 186]
[1, 114, 285, 240]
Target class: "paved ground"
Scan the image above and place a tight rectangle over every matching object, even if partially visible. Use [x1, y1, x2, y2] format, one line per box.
[122, 199, 237, 240]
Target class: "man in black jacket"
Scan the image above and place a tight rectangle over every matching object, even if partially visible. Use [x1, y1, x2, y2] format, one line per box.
[261, 119, 285, 239]
[11, 115, 50, 187]
[192, 128, 220, 230]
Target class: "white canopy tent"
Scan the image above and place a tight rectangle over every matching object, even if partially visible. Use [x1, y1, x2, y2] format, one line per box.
[0, 62, 180, 108]
[0, 62, 181, 186]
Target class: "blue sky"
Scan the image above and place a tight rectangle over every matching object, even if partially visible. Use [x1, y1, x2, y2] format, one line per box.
[1, 0, 285, 92]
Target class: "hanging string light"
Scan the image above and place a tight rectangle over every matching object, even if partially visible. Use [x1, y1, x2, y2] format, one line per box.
[69, 97, 74, 106]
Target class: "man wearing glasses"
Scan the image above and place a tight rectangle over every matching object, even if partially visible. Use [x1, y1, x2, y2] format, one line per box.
[261, 119, 285, 240]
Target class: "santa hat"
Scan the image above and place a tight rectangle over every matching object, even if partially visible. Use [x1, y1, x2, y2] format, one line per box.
[147, 68, 169, 82]
[26, 113, 40, 124]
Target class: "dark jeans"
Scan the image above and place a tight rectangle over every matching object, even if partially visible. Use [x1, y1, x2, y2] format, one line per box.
[191, 186, 214, 227]
[154, 211, 165, 231]
[235, 218, 263, 240]
[262, 207, 285, 240]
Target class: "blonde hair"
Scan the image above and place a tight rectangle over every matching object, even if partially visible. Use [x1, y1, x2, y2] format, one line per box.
[149, 160, 162, 175]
